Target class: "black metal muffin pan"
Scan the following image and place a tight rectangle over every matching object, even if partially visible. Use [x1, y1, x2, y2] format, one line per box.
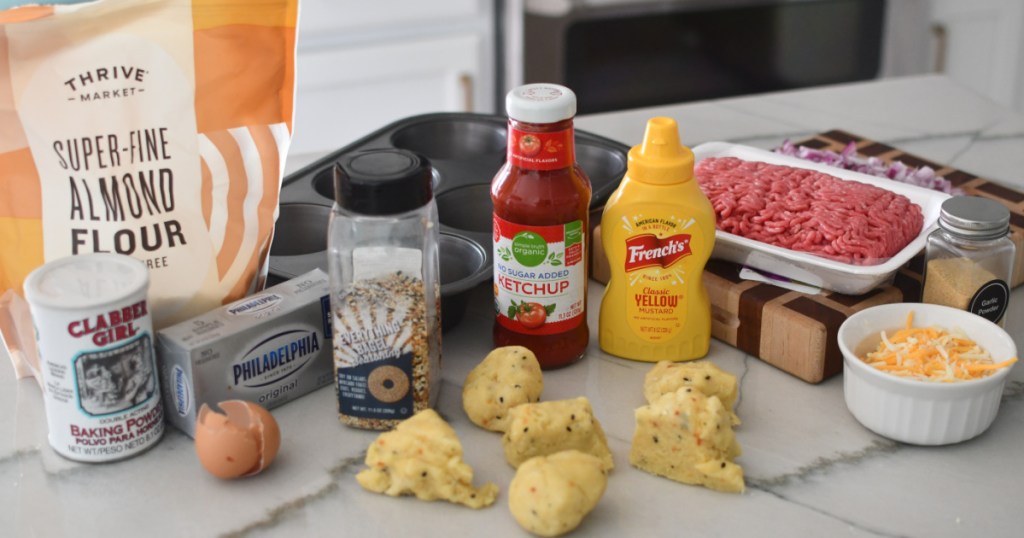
[268, 112, 628, 331]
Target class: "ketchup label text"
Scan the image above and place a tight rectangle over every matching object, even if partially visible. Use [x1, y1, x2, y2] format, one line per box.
[493, 216, 585, 335]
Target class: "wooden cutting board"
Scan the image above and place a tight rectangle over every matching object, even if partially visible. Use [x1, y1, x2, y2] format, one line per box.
[590, 130, 1024, 383]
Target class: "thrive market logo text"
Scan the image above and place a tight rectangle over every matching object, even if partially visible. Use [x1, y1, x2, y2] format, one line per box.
[64, 65, 148, 102]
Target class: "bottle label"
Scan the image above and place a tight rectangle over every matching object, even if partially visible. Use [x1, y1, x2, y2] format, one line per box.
[968, 279, 1010, 325]
[508, 126, 574, 170]
[624, 233, 693, 271]
[493, 216, 585, 335]
[333, 247, 427, 423]
[619, 215, 705, 342]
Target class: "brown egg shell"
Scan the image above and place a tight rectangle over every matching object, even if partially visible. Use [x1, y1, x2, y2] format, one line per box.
[194, 400, 282, 479]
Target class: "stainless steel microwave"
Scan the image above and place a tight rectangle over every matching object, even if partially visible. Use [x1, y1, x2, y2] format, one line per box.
[513, 0, 932, 114]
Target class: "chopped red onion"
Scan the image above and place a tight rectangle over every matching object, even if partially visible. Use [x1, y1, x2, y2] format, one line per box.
[775, 140, 963, 195]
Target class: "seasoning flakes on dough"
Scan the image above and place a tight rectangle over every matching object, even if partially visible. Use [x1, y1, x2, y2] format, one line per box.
[643, 360, 740, 425]
[355, 409, 498, 508]
[463, 345, 544, 432]
[630, 388, 744, 493]
[508, 450, 608, 537]
[502, 397, 614, 471]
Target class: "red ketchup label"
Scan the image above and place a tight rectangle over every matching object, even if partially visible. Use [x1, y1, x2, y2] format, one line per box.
[493, 215, 586, 336]
[507, 126, 574, 170]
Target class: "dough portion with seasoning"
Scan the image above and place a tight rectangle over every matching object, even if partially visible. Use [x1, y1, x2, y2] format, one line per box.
[355, 409, 499, 508]
[502, 397, 614, 471]
[630, 387, 744, 493]
[463, 346, 544, 432]
[643, 360, 740, 424]
[508, 450, 608, 537]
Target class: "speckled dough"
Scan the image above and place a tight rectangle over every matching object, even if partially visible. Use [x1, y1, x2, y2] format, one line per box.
[355, 409, 499, 508]
[462, 346, 544, 432]
[630, 387, 744, 493]
[643, 360, 740, 425]
[502, 397, 614, 471]
[508, 450, 608, 537]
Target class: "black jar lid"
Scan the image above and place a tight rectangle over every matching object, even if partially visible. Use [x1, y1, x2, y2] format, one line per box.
[938, 195, 1010, 240]
[333, 149, 433, 215]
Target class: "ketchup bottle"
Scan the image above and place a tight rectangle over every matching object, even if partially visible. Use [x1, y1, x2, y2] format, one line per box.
[491, 84, 592, 369]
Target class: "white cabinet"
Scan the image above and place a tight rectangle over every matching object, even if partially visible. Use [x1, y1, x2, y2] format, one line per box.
[288, 0, 496, 169]
[928, 0, 1024, 112]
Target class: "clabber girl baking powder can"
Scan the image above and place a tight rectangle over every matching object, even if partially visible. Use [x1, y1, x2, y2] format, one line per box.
[24, 253, 164, 462]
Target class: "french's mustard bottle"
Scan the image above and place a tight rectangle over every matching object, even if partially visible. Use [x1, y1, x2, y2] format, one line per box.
[598, 117, 715, 362]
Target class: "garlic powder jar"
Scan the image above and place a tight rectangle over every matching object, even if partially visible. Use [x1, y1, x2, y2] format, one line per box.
[923, 196, 1015, 326]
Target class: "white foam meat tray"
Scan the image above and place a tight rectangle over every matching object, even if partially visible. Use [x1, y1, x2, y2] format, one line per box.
[692, 141, 951, 295]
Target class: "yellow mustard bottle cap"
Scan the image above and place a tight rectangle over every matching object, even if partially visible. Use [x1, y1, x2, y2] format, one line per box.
[627, 117, 694, 185]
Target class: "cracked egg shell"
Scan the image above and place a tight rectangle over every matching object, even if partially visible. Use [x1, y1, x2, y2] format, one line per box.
[195, 400, 281, 479]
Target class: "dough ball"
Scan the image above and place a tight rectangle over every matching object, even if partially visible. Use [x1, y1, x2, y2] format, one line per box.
[463, 345, 543, 432]
[630, 387, 744, 493]
[508, 450, 608, 537]
[643, 360, 740, 425]
[355, 409, 499, 508]
[502, 397, 613, 471]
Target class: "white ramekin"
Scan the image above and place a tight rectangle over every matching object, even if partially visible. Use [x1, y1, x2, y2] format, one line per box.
[838, 303, 1017, 445]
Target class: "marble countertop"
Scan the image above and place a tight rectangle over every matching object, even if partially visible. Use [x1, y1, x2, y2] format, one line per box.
[3, 74, 1023, 537]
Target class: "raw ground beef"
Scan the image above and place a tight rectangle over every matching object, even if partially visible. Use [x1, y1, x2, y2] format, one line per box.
[695, 157, 924, 265]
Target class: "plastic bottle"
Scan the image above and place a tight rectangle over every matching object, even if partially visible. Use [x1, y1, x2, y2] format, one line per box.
[328, 148, 442, 430]
[923, 196, 1015, 326]
[491, 83, 592, 369]
[599, 117, 715, 362]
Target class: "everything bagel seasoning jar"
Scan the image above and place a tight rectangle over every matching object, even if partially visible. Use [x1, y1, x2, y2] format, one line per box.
[328, 149, 442, 430]
[23, 253, 164, 462]
[922, 196, 1015, 326]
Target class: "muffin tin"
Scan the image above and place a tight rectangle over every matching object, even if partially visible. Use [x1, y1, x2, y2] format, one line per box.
[268, 112, 629, 330]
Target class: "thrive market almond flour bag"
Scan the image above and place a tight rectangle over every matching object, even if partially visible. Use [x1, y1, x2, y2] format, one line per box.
[0, 0, 299, 332]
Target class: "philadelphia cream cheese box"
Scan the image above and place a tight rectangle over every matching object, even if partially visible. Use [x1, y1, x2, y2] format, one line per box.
[156, 269, 332, 437]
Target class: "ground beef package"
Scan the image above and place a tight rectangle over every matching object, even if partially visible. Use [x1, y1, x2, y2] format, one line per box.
[0, 0, 299, 329]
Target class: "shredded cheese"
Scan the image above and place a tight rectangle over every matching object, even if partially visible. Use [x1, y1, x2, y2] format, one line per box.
[861, 311, 1018, 382]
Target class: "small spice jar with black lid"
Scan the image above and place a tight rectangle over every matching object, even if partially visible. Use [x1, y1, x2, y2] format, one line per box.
[922, 196, 1015, 326]
[328, 148, 441, 430]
